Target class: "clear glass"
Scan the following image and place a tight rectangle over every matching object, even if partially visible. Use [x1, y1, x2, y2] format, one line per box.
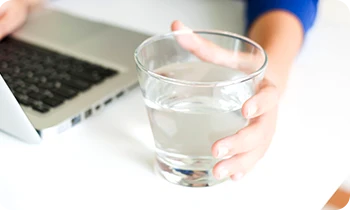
[134, 30, 267, 187]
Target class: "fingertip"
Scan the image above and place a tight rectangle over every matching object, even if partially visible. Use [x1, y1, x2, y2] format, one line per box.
[230, 172, 244, 181]
[211, 140, 220, 157]
[242, 86, 280, 119]
[171, 20, 183, 31]
[211, 137, 232, 158]
[212, 164, 219, 180]
[212, 162, 226, 180]
[242, 97, 259, 119]
[171, 20, 191, 32]
[242, 98, 250, 117]
[170, 20, 179, 31]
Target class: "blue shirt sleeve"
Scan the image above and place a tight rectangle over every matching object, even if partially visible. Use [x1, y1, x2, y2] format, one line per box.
[246, 0, 319, 34]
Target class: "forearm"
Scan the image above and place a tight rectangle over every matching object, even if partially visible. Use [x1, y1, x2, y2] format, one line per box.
[246, 0, 319, 93]
[248, 11, 303, 92]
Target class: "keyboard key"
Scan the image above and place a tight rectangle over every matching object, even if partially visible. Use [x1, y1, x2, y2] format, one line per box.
[38, 82, 55, 89]
[1, 73, 12, 82]
[15, 94, 31, 106]
[26, 71, 34, 78]
[43, 97, 64, 107]
[0, 37, 119, 113]
[12, 72, 27, 80]
[61, 78, 91, 91]
[42, 90, 55, 98]
[13, 79, 26, 88]
[32, 104, 50, 113]
[13, 66, 21, 74]
[24, 77, 40, 84]
[0, 68, 12, 74]
[28, 92, 46, 101]
[70, 71, 103, 84]
[1, 61, 8, 68]
[100, 69, 118, 77]
[39, 76, 48, 83]
[14, 87, 32, 95]
[52, 85, 77, 99]
[57, 64, 70, 72]
[54, 73, 71, 80]
[27, 84, 40, 92]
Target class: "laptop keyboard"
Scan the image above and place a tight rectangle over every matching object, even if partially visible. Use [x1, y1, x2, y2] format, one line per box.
[0, 37, 118, 113]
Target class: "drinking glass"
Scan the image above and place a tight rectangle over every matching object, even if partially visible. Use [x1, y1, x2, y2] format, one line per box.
[134, 30, 267, 187]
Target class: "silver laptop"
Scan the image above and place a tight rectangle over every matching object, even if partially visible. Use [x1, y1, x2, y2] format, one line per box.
[0, 8, 149, 143]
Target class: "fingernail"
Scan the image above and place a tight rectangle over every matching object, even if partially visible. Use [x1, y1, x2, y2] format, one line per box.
[219, 169, 229, 179]
[178, 22, 191, 30]
[247, 103, 257, 118]
[232, 172, 244, 181]
[217, 147, 229, 158]
[182, 24, 190, 30]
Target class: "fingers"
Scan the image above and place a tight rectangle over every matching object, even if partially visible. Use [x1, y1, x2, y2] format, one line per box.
[211, 81, 279, 159]
[212, 120, 262, 158]
[171, 20, 265, 77]
[0, 0, 28, 40]
[212, 108, 278, 180]
[170, 20, 187, 32]
[170, 20, 238, 68]
[242, 80, 280, 119]
[212, 107, 277, 159]
[213, 147, 267, 180]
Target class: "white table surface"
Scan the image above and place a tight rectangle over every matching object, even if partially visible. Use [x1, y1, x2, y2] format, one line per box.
[1, 0, 350, 210]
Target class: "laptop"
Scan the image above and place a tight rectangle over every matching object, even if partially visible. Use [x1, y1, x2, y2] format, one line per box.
[0, 8, 149, 143]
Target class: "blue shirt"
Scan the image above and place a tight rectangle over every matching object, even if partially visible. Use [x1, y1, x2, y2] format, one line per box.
[247, 0, 319, 34]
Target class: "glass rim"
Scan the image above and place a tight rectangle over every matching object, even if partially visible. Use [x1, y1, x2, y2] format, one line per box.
[134, 29, 268, 87]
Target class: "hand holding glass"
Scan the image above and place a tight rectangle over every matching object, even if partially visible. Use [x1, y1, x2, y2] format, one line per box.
[134, 28, 267, 187]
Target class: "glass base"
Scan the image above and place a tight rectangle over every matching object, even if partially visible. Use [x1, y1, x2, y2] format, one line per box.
[155, 157, 226, 187]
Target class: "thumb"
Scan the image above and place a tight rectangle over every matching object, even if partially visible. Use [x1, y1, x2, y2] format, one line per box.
[170, 20, 239, 68]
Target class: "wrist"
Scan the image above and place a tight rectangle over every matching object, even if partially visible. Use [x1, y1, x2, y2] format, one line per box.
[248, 10, 304, 93]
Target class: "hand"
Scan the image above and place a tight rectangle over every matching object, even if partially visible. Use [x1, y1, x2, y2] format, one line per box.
[171, 20, 280, 181]
[0, 0, 30, 40]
